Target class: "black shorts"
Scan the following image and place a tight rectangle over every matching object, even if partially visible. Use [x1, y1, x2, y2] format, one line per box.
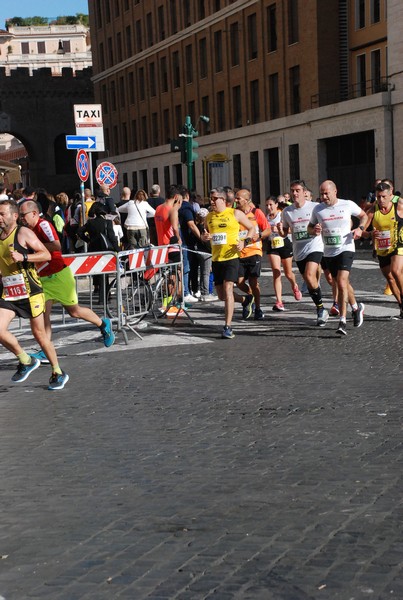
[212, 258, 240, 285]
[325, 251, 355, 277]
[378, 251, 397, 269]
[168, 251, 181, 264]
[267, 237, 293, 259]
[296, 252, 323, 276]
[320, 256, 329, 271]
[238, 255, 262, 279]
[0, 293, 45, 319]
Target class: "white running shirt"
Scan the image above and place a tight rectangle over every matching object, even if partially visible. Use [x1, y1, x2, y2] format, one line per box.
[281, 201, 324, 261]
[309, 199, 362, 257]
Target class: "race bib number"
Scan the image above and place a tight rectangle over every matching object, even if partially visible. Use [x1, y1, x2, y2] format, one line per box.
[293, 222, 309, 241]
[2, 273, 28, 300]
[271, 236, 284, 248]
[376, 230, 391, 250]
[324, 227, 342, 247]
[211, 232, 227, 245]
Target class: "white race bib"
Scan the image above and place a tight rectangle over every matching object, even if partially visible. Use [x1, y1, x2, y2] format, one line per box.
[376, 230, 391, 250]
[293, 222, 309, 241]
[211, 232, 227, 245]
[2, 273, 28, 300]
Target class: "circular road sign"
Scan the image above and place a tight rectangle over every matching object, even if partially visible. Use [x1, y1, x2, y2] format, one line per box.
[76, 149, 89, 182]
[95, 161, 118, 189]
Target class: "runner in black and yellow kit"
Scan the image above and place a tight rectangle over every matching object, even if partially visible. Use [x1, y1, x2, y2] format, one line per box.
[364, 181, 403, 318]
[0, 199, 68, 389]
[202, 187, 256, 338]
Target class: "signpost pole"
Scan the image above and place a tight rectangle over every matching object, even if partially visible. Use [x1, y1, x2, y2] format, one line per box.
[89, 152, 94, 196]
[80, 180, 87, 251]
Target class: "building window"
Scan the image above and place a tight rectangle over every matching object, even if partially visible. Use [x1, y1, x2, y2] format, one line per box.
[152, 112, 159, 146]
[136, 20, 143, 52]
[247, 13, 258, 60]
[114, 2, 120, 17]
[105, 2, 111, 23]
[217, 91, 225, 131]
[107, 37, 113, 66]
[138, 67, 145, 101]
[119, 77, 125, 108]
[164, 166, 170, 192]
[173, 51, 180, 88]
[99, 42, 105, 70]
[214, 31, 223, 72]
[188, 100, 195, 125]
[202, 96, 210, 128]
[131, 120, 138, 151]
[111, 80, 117, 111]
[250, 80, 260, 123]
[233, 154, 242, 189]
[96, 2, 102, 28]
[233, 85, 242, 128]
[269, 72, 279, 119]
[185, 44, 193, 84]
[116, 32, 122, 62]
[163, 109, 170, 143]
[150, 62, 156, 97]
[357, 54, 366, 96]
[356, 0, 365, 29]
[152, 167, 159, 185]
[141, 169, 149, 192]
[128, 71, 135, 104]
[132, 171, 138, 191]
[113, 125, 119, 154]
[158, 6, 165, 41]
[146, 13, 153, 47]
[123, 172, 128, 187]
[230, 22, 239, 66]
[170, 0, 178, 34]
[289, 144, 300, 181]
[124, 0, 129, 11]
[288, 0, 299, 44]
[198, 0, 206, 20]
[174, 164, 183, 185]
[199, 38, 207, 78]
[21, 42, 29, 54]
[175, 104, 182, 134]
[250, 151, 260, 204]
[142, 116, 148, 149]
[371, 0, 380, 23]
[37, 41, 46, 53]
[267, 4, 277, 52]
[125, 25, 132, 57]
[214, 0, 221, 10]
[161, 56, 168, 92]
[289, 65, 300, 113]
[371, 49, 381, 92]
[122, 122, 128, 153]
[101, 84, 108, 114]
[184, 3, 191, 27]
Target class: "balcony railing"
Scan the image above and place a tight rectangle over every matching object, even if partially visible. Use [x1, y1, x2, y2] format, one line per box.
[311, 77, 389, 109]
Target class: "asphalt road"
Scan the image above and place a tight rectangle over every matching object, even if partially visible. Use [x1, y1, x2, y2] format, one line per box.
[0, 248, 402, 599]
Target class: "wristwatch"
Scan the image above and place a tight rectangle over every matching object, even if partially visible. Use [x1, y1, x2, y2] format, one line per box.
[358, 225, 364, 231]
[243, 237, 252, 246]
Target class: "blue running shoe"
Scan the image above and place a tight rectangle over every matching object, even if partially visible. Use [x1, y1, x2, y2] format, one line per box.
[48, 370, 69, 391]
[221, 325, 235, 339]
[11, 357, 40, 383]
[29, 350, 50, 364]
[100, 318, 115, 347]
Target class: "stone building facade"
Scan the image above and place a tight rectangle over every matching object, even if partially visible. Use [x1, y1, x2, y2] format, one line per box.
[88, 0, 401, 203]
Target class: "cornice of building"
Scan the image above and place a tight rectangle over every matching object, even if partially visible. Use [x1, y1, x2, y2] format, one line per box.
[91, 0, 257, 83]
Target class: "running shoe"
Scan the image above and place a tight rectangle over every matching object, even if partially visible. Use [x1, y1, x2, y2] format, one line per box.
[48, 370, 69, 391]
[254, 308, 264, 321]
[352, 302, 365, 328]
[200, 293, 218, 302]
[329, 302, 340, 317]
[183, 294, 199, 304]
[28, 349, 50, 364]
[242, 294, 254, 320]
[100, 317, 115, 347]
[316, 307, 329, 327]
[272, 301, 285, 312]
[166, 306, 184, 317]
[11, 357, 40, 383]
[383, 284, 393, 296]
[336, 321, 347, 336]
[221, 325, 235, 339]
[293, 285, 302, 301]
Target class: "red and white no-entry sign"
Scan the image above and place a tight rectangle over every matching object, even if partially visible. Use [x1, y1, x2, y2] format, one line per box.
[76, 149, 89, 182]
[95, 161, 118, 189]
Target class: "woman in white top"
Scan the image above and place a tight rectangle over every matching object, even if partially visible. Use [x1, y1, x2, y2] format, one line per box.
[117, 189, 156, 248]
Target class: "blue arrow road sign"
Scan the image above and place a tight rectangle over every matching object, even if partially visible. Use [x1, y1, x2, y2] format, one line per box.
[66, 135, 97, 150]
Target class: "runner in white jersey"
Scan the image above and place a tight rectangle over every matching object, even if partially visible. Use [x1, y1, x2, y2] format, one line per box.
[278, 180, 328, 326]
[308, 179, 368, 336]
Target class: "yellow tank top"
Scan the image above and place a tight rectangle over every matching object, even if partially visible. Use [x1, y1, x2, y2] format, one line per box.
[0, 227, 43, 300]
[373, 204, 397, 256]
[206, 208, 240, 262]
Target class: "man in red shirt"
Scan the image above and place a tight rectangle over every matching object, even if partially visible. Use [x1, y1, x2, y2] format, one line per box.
[19, 201, 115, 361]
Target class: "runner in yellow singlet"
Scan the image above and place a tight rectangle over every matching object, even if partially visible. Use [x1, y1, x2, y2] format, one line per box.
[202, 187, 256, 339]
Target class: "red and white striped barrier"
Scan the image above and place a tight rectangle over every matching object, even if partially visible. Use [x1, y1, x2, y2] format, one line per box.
[127, 245, 176, 271]
[63, 252, 117, 276]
